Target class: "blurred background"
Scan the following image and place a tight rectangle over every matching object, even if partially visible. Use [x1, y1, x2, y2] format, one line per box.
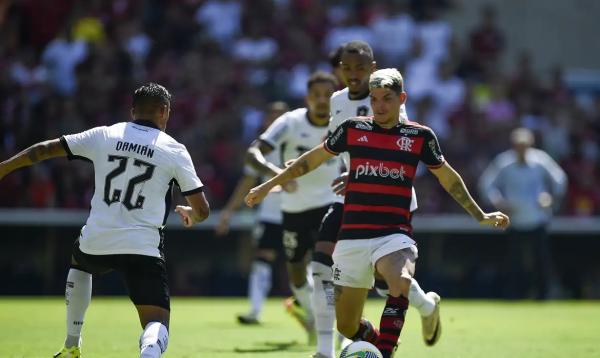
[1, 0, 599, 299]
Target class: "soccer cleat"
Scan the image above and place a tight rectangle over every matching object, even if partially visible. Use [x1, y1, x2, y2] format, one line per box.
[237, 313, 260, 325]
[421, 292, 442, 346]
[53, 346, 81, 358]
[310, 353, 331, 358]
[284, 296, 316, 344]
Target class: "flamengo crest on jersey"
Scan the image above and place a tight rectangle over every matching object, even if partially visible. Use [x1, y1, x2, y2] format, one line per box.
[61, 121, 203, 258]
[259, 108, 338, 213]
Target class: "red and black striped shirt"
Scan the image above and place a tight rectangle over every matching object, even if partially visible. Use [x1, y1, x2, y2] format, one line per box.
[324, 117, 445, 240]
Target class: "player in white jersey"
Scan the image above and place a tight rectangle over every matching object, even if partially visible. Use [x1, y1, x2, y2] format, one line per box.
[247, 71, 340, 343]
[308, 41, 439, 358]
[215, 102, 289, 324]
[0, 83, 209, 358]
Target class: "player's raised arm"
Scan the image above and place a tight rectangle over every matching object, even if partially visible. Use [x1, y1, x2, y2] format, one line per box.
[245, 143, 334, 207]
[0, 138, 67, 180]
[246, 140, 282, 177]
[429, 162, 510, 229]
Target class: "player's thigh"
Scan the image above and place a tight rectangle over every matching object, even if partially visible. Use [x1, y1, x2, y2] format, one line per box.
[70, 238, 113, 275]
[334, 285, 369, 336]
[282, 206, 329, 263]
[255, 222, 282, 262]
[119, 254, 171, 327]
[332, 240, 376, 289]
[375, 246, 417, 296]
[315, 203, 344, 254]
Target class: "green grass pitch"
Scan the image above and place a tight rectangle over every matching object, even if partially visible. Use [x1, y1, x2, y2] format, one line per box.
[0, 297, 598, 357]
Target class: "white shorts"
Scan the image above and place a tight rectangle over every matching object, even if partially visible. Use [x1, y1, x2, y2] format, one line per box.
[332, 233, 418, 289]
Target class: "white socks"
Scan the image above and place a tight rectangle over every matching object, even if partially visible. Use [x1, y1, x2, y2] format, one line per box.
[248, 260, 272, 318]
[408, 278, 436, 316]
[140, 322, 169, 358]
[290, 280, 314, 320]
[64, 268, 92, 348]
[310, 261, 336, 358]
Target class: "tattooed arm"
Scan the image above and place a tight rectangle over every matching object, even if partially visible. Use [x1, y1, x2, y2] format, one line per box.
[0, 139, 66, 180]
[245, 143, 334, 207]
[429, 162, 510, 229]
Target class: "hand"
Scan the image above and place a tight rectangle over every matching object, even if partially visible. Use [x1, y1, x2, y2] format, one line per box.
[245, 184, 271, 207]
[215, 210, 232, 236]
[175, 205, 195, 228]
[538, 192, 553, 208]
[479, 211, 510, 230]
[281, 179, 297, 193]
[331, 172, 348, 196]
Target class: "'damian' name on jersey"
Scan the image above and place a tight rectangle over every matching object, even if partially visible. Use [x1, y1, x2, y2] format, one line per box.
[115, 141, 155, 158]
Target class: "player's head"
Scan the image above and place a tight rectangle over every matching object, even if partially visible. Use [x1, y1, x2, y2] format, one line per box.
[339, 41, 376, 98]
[368, 68, 407, 127]
[329, 44, 345, 87]
[306, 71, 338, 120]
[510, 127, 534, 159]
[131, 83, 172, 130]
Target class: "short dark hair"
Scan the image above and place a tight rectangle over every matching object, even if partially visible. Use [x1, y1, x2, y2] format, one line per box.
[341, 40, 374, 61]
[132, 83, 172, 112]
[329, 44, 345, 68]
[307, 71, 338, 91]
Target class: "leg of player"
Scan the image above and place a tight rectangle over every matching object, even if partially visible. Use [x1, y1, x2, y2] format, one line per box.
[311, 242, 336, 358]
[334, 286, 377, 343]
[239, 249, 276, 324]
[54, 266, 92, 357]
[136, 305, 170, 358]
[287, 258, 315, 327]
[374, 248, 416, 358]
[374, 272, 440, 346]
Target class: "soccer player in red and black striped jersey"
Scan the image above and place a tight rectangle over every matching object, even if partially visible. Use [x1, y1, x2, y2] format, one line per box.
[245, 68, 510, 358]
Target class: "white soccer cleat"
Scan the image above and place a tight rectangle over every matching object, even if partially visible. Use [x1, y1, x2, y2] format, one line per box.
[421, 291, 441, 346]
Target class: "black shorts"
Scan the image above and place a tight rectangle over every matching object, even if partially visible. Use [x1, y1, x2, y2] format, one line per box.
[317, 202, 344, 244]
[255, 221, 284, 251]
[71, 239, 170, 311]
[282, 205, 330, 263]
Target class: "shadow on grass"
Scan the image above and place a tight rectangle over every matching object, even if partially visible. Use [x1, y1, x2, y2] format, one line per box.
[234, 340, 306, 353]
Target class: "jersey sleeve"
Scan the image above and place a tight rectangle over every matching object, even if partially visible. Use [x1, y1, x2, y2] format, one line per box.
[173, 146, 204, 196]
[60, 126, 106, 161]
[259, 113, 289, 149]
[324, 120, 349, 155]
[420, 128, 445, 168]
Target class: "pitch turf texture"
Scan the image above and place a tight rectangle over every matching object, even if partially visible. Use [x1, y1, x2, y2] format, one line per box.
[0, 298, 598, 357]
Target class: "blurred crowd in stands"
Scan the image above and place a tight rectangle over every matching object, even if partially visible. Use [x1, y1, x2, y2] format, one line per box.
[1, 0, 599, 216]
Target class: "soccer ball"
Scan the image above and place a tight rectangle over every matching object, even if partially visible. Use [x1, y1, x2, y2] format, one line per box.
[339, 341, 383, 358]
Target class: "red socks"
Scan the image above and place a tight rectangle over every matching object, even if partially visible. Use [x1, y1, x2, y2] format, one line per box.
[377, 295, 409, 357]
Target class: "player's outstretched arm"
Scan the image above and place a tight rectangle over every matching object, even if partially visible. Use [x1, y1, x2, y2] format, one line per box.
[429, 162, 510, 229]
[246, 140, 282, 177]
[0, 139, 66, 180]
[245, 143, 334, 207]
[175, 191, 210, 228]
[215, 174, 257, 235]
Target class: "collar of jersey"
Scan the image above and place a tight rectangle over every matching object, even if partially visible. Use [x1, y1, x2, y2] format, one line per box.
[132, 119, 160, 130]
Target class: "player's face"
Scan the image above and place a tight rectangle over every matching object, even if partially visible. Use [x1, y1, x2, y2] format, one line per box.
[340, 52, 375, 97]
[306, 81, 336, 119]
[370, 87, 406, 127]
